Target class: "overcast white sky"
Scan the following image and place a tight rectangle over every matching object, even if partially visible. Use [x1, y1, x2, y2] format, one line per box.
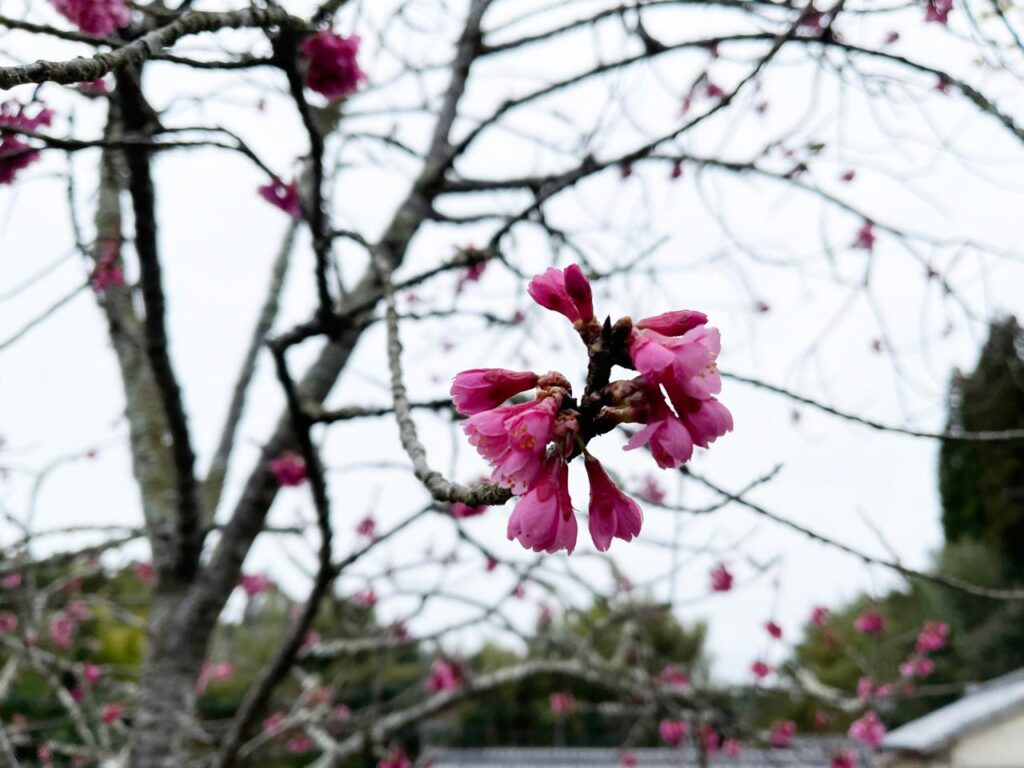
[2, 0, 1024, 682]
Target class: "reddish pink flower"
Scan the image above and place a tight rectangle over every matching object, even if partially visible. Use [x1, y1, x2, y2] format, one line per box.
[452, 501, 487, 518]
[900, 656, 934, 679]
[831, 750, 857, 768]
[262, 712, 286, 734]
[814, 710, 832, 730]
[699, 723, 721, 753]
[463, 394, 561, 493]
[101, 702, 124, 725]
[656, 664, 689, 689]
[356, 516, 377, 538]
[82, 664, 102, 686]
[856, 677, 891, 701]
[238, 573, 273, 599]
[550, 691, 576, 714]
[840, 169, 857, 183]
[884, 30, 900, 45]
[659, 718, 688, 746]
[638, 475, 666, 504]
[620, 752, 638, 767]
[630, 321, 722, 403]
[1, 572, 21, 588]
[378, 748, 412, 768]
[765, 621, 783, 639]
[258, 177, 302, 218]
[853, 220, 876, 251]
[0, 101, 54, 185]
[456, 259, 487, 292]
[287, 735, 313, 754]
[91, 239, 124, 292]
[49, 0, 129, 35]
[301, 32, 367, 100]
[49, 615, 75, 648]
[527, 265, 595, 323]
[450, 369, 539, 415]
[676, 396, 734, 450]
[507, 456, 577, 554]
[584, 455, 643, 551]
[848, 710, 886, 748]
[269, 452, 307, 486]
[623, 397, 694, 469]
[0, 612, 18, 632]
[751, 661, 772, 679]
[925, 0, 952, 23]
[916, 621, 949, 652]
[770, 720, 796, 748]
[810, 606, 829, 627]
[196, 661, 234, 694]
[854, 610, 887, 634]
[426, 659, 463, 693]
[723, 738, 742, 757]
[353, 588, 377, 606]
[709, 563, 734, 592]
[133, 562, 155, 583]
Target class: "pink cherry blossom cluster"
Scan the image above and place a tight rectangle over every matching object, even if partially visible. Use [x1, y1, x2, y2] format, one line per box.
[452, 264, 731, 554]
[0, 101, 53, 186]
[49, 0, 130, 35]
[301, 31, 367, 101]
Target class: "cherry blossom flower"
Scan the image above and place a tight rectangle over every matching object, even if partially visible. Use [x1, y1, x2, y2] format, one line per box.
[91, 239, 125, 292]
[916, 620, 949, 652]
[723, 738, 742, 757]
[238, 573, 273, 599]
[630, 315, 721, 403]
[709, 563, 734, 592]
[356, 516, 377, 538]
[638, 475, 666, 504]
[133, 562, 156, 583]
[814, 710, 832, 730]
[1, 572, 22, 588]
[262, 712, 286, 734]
[770, 720, 796, 748]
[287, 735, 313, 754]
[452, 501, 487, 518]
[0, 612, 17, 633]
[83, 664, 102, 686]
[751, 660, 772, 679]
[426, 659, 463, 692]
[765, 620, 783, 639]
[527, 265, 595, 324]
[900, 656, 934, 678]
[450, 369, 539, 415]
[925, 0, 953, 24]
[810, 606, 829, 627]
[353, 588, 377, 607]
[656, 664, 689, 689]
[49, 0, 129, 35]
[102, 702, 124, 725]
[832, 750, 857, 768]
[854, 610, 887, 634]
[196, 661, 234, 694]
[619, 752, 638, 767]
[659, 718, 687, 746]
[506, 455, 577, 554]
[301, 31, 367, 100]
[258, 177, 302, 218]
[853, 220, 876, 251]
[584, 455, 643, 551]
[269, 452, 307, 486]
[456, 259, 487, 292]
[848, 710, 886, 748]
[49, 615, 76, 648]
[550, 691, 576, 714]
[463, 391, 563, 493]
[1, 101, 54, 185]
[623, 396, 694, 469]
[699, 723, 721, 753]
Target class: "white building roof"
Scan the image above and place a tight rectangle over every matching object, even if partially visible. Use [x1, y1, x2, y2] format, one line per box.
[885, 669, 1024, 753]
[427, 740, 878, 767]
